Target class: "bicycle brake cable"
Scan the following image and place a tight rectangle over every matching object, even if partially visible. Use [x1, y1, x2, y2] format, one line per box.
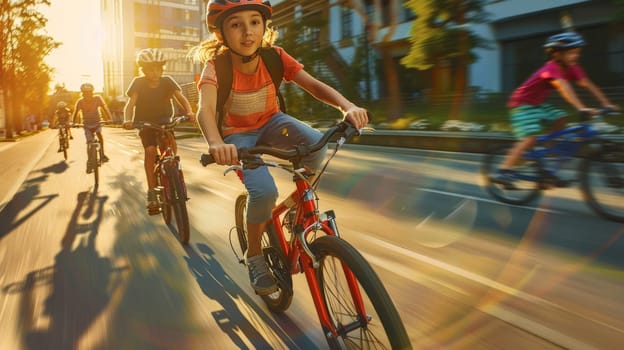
[311, 137, 343, 190]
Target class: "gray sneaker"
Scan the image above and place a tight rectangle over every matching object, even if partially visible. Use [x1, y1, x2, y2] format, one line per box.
[246, 254, 277, 295]
[146, 188, 160, 215]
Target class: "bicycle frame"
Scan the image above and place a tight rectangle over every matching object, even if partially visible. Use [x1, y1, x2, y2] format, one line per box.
[235, 160, 369, 338]
[273, 187, 367, 337]
[155, 129, 185, 201]
[514, 120, 605, 183]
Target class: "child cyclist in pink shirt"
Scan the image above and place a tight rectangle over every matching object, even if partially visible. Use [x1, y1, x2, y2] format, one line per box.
[492, 32, 619, 188]
[194, 0, 368, 296]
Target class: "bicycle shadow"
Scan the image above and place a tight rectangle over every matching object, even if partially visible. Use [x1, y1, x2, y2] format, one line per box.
[2, 190, 124, 350]
[36, 160, 69, 174]
[0, 175, 58, 240]
[184, 243, 317, 349]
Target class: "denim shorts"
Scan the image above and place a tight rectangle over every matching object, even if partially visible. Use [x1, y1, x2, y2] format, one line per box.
[224, 112, 326, 223]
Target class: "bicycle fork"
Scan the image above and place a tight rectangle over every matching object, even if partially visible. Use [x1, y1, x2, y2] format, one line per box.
[300, 245, 369, 344]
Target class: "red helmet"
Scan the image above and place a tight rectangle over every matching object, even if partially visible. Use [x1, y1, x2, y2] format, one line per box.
[206, 0, 272, 32]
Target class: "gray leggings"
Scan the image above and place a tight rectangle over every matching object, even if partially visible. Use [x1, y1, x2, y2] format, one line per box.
[225, 112, 326, 223]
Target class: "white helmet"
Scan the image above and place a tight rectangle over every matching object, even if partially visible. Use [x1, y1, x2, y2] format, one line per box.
[136, 48, 165, 66]
[57, 101, 67, 108]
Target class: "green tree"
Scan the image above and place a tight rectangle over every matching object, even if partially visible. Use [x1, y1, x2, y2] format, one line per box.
[276, 10, 339, 121]
[401, 0, 493, 119]
[1, 0, 59, 138]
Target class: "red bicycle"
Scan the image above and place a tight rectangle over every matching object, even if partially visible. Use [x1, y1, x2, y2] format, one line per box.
[134, 116, 190, 244]
[201, 121, 411, 349]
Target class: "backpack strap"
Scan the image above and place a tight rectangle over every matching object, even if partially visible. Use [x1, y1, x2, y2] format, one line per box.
[214, 47, 286, 137]
[258, 47, 286, 114]
[214, 51, 233, 137]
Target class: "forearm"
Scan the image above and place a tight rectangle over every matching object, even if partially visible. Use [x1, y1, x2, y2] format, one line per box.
[556, 81, 586, 110]
[305, 80, 356, 113]
[196, 107, 223, 145]
[584, 81, 612, 106]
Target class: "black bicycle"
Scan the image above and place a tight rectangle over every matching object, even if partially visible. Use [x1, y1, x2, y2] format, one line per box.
[73, 124, 106, 186]
[482, 108, 624, 222]
[132, 116, 190, 244]
[57, 123, 70, 161]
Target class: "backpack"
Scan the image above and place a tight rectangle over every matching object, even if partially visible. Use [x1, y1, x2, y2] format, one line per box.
[214, 47, 286, 136]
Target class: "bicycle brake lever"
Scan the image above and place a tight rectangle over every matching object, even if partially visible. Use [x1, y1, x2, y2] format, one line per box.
[224, 164, 242, 175]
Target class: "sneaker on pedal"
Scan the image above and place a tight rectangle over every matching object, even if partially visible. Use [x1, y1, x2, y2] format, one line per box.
[490, 169, 518, 190]
[101, 155, 110, 163]
[246, 254, 277, 295]
[146, 188, 160, 215]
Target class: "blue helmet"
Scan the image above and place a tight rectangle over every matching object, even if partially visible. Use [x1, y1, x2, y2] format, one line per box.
[544, 32, 586, 50]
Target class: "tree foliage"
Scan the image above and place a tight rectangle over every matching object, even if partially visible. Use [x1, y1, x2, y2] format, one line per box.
[401, 0, 492, 70]
[275, 11, 339, 120]
[1, 0, 59, 137]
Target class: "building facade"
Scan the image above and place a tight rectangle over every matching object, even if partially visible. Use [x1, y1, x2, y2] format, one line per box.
[271, 0, 623, 102]
[100, 0, 203, 101]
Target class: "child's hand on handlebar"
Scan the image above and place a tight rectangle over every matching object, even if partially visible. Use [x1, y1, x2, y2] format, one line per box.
[122, 121, 134, 130]
[342, 106, 369, 130]
[209, 143, 239, 165]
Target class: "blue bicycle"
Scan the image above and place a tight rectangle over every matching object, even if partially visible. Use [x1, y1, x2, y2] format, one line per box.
[482, 108, 624, 222]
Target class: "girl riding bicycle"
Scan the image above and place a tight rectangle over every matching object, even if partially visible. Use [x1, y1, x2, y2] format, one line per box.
[193, 0, 368, 295]
[492, 31, 620, 188]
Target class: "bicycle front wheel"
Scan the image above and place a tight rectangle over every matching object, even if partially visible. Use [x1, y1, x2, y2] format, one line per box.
[165, 164, 190, 244]
[481, 144, 542, 205]
[157, 167, 172, 224]
[580, 142, 624, 222]
[89, 144, 99, 186]
[311, 235, 411, 349]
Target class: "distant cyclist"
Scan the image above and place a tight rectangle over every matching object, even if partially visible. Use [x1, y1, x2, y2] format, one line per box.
[72, 83, 113, 170]
[53, 101, 73, 152]
[122, 48, 195, 215]
[491, 31, 620, 187]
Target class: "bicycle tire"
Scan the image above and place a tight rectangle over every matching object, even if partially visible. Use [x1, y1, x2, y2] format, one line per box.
[89, 144, 99, 186]
[158, 167, 172, 224]
[234, 193, 293, 312]
[311, 235, 411, 349]
[165, 164, 190, 244]
[579, 141, 624, 222]
[481, 144, 542, 205]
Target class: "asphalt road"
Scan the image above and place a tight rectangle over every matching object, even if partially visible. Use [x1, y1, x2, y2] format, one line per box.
[0, 128, 623, 349]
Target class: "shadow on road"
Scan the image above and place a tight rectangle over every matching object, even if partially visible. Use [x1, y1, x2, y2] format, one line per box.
[2, 190, 125, 350]
[0, 175, 58, 240]
[184, 243, 318, 349]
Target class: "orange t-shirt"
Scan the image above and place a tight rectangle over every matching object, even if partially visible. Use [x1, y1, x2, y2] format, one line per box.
[198, 46, 303, 137]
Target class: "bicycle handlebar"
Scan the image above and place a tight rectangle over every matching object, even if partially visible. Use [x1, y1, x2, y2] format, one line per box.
[580, 107, 621, 119]
[131, 116, 190, 131]
[200, 121, 361, 167]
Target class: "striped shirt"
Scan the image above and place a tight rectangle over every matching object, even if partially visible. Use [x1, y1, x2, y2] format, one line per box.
[74, 95, 106, 127]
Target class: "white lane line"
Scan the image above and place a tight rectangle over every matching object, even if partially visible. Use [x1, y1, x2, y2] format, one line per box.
[200, 185, 233, 201]
[359, 234, 623, 346]
[417, 188, 565, 215]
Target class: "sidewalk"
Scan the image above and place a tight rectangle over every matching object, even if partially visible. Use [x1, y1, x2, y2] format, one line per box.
[0, 130, 56, 212]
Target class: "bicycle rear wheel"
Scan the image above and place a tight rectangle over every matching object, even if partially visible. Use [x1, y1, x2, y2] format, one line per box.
[165, 164, 189, 244]
[481, 144, 542, 205]
[311, 235, 411, 349]
[580, 142, 624, 222]
[234, 193, 293, 312]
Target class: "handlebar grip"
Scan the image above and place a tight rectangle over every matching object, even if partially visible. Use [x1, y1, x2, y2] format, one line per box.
[200, 153, 215, 167]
